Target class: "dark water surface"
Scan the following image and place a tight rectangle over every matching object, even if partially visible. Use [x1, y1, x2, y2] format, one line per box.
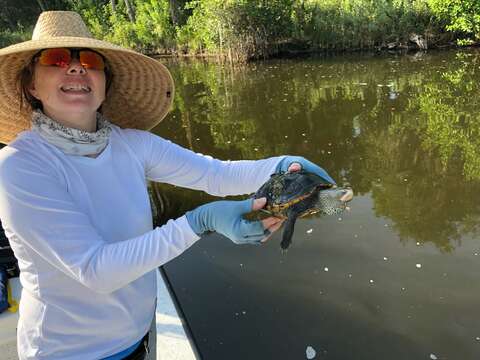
[152, 50, 480, 360]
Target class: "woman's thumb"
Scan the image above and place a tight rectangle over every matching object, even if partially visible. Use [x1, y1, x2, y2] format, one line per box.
[252, 197, 267, 211]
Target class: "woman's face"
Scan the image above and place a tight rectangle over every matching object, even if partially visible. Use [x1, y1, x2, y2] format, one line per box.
[28, 54, 106, 123]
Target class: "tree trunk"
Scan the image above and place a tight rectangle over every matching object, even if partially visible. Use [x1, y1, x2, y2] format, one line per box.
[35, 0, 47, 11]
[123, 0, 135, 22]
[110, 0, 116, 12]
[169, 0, 178, 27]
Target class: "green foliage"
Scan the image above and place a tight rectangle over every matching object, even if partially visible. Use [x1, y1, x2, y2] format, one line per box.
[3, 0, 479, 58]
[67, 0, 111, 39]
[70, 0, 174, 52]
[428, 0, 480, 42]
[0, 27, 32, 48]
[302, 0, 434, 49]
[135, 0, 176, 52]
[178, 0, 295, 60]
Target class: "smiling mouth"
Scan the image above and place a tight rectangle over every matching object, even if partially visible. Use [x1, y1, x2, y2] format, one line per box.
[60, 84, 91, 93]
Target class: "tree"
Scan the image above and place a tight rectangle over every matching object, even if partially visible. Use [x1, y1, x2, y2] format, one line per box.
[429, 0, 480, 43]
[123, 0, 135, 22]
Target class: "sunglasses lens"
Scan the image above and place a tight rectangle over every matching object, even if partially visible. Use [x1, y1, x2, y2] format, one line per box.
[38, 48, 71, 67]
[79, 50, 105, 70]
[37, 48, 105, 71]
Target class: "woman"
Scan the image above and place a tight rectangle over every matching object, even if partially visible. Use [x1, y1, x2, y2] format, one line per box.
[0, 11, 337, 360]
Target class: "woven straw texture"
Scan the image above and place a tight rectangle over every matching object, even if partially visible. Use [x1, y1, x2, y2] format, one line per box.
[0, 11, 174, 144]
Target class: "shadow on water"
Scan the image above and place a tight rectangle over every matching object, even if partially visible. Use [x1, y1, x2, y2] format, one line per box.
[151, 49, 480, 359]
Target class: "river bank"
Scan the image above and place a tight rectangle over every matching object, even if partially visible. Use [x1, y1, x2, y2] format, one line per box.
[3, 1, 480, 63]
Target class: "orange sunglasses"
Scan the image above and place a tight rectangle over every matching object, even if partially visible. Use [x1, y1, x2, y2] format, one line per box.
[35, 48, 106, 71]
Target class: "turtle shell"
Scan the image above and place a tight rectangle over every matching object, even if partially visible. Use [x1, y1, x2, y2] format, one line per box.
[254, 171, 333, 219]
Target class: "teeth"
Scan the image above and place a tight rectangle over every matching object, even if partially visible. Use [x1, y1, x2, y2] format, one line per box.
[61, 85, 90, 92]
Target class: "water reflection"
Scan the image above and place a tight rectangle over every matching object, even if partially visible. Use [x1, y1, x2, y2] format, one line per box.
[152, 50, 480, 359]
[154, 50, 480, 251]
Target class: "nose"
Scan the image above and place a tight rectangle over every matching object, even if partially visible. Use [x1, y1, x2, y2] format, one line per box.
[66, 58, 87, 75]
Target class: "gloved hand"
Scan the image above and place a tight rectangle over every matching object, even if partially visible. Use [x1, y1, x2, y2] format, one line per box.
[186, 198, 283, 244]
[276, 156, 336, 184]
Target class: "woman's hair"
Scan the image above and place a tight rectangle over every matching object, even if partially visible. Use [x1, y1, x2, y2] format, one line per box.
[18, 53, 114, 112]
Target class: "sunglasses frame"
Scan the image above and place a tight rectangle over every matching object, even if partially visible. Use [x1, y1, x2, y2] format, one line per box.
[34, 48, 107, 71]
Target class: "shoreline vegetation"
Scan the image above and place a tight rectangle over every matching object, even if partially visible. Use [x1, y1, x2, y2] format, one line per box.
[1, 0, 480, 62]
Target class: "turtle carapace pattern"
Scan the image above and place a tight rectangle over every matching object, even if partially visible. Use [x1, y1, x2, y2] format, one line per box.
[253, 171, 353, 250]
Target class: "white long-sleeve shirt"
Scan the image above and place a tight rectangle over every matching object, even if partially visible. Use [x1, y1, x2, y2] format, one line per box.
[0, 126, 282, 360]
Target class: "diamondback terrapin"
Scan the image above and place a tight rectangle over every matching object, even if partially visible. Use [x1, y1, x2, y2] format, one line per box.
[251, 171, 353, 250]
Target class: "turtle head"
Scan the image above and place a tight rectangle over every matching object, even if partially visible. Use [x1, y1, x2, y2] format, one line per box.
[315, 187, 353, 215]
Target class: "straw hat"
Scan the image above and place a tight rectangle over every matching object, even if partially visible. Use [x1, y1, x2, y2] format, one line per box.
[0, 11, 175, 144]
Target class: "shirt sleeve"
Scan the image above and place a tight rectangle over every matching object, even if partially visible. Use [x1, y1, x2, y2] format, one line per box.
[137, 130, 284, 196]
[0, 148, 199, 294]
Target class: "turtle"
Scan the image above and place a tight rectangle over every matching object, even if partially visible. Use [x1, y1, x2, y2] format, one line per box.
[249, 171, 353, 250]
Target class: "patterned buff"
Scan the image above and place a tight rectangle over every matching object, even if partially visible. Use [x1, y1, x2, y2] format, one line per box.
[31, 109, 112, 156]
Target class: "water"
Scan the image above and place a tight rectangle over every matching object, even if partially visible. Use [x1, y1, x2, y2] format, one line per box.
[152, 49, 480, 359]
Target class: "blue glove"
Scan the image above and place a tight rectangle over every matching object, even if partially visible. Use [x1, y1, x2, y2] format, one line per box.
[185, 198, 268, 245]
[276, 156, 336, 185]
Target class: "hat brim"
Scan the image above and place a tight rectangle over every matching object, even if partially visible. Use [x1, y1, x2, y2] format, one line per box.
[0, 37, 174, 144]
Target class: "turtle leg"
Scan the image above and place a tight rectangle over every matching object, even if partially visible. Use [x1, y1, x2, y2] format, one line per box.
[281, 214, 297, 250]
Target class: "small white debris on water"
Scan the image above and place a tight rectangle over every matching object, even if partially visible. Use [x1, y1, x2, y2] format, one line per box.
[475, 252, 478, 256]
[416, 264, 422, 269]
[476, 337, 480, 341]
[338, 217, 342, 221]
[348, 274, 352, 278]
[284, 135, 288, 138]
[241, 137, 246, 141]
[302, 133, 306, 136]
[401, 287, 406, 291]
[430, 354, 438, 360]
[306, 228, 313, 234]
[239, 263, 243, 268]
[369, 279, 374, 284]
[383, 257, 388, 261]
[254, 148, 259, 151]
[242, 311, 247, 315]
[324, 267, 329, 272]
[416, 242, 420, 246]
[354, 234, 358, 238]
[306, 346, 316, 359]
[226, 140, 231, 144]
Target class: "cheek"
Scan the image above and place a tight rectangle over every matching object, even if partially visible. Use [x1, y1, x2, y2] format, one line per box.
[92, 72, 107, 101]
[31, 67, 57, 100]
